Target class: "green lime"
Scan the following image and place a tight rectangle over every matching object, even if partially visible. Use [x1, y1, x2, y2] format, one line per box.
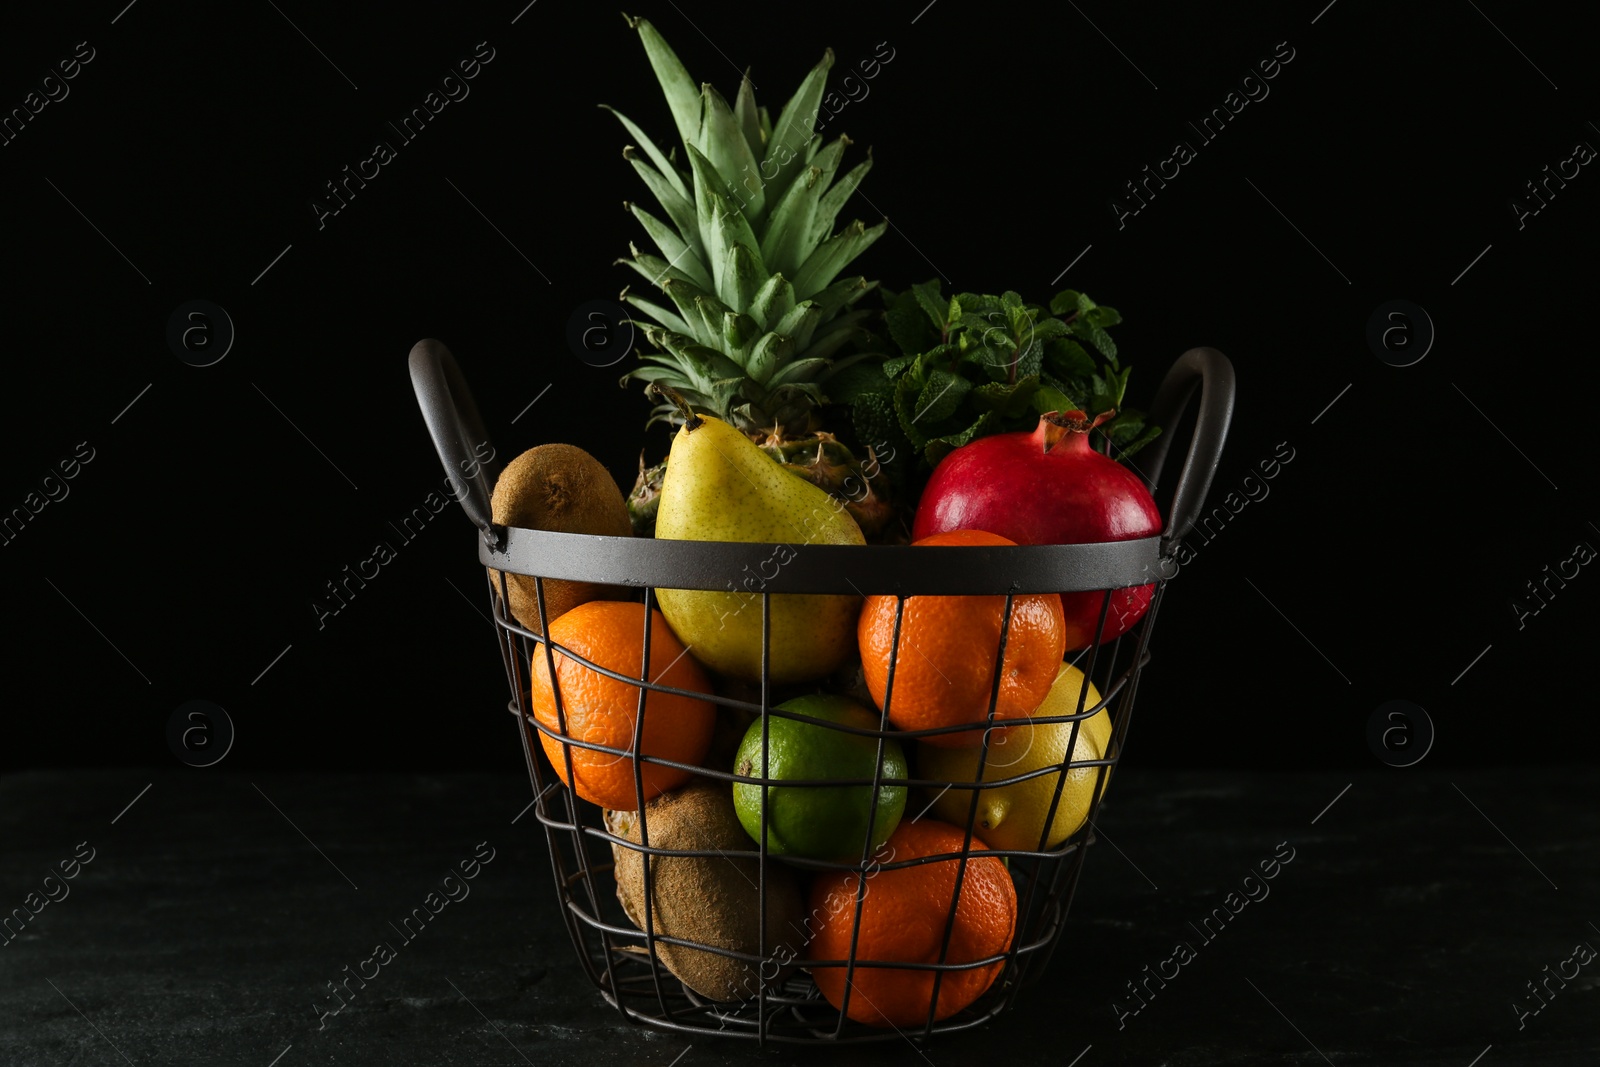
[732, 694, 907, 861]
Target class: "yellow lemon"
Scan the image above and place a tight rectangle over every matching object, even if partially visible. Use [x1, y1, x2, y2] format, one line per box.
[918, 664, 1113, 851]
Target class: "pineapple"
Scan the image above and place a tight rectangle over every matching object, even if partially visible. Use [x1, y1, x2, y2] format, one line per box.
[610, 15, 896, 539]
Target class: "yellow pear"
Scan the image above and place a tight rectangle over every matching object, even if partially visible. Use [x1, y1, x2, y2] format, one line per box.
[654, 414, 864, 682]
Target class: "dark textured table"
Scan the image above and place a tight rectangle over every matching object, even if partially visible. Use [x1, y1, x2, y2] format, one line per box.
[3, 767, 1595, 1065]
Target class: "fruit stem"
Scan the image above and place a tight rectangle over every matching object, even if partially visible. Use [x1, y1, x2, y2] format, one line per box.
[646, 383, 703, 431]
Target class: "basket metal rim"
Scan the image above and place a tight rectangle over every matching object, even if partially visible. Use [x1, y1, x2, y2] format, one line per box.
[480, 526, 1167, 595]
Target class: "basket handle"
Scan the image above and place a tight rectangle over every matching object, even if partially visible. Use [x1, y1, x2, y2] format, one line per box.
[408, 338, 502, 546]
[1136, 346, 1236, 552]
[406, 335, 1231, 555]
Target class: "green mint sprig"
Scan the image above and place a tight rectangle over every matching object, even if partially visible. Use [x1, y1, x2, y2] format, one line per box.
[830, 281, 1161, 480]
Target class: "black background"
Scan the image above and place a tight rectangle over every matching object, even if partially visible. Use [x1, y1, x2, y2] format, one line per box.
[5, 0, 1598, 772]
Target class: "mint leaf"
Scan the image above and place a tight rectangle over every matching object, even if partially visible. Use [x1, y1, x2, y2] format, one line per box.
[1030, 383, 1073, 414]
[1049, 289, 1082, 316]
[1088, 372, 1121, 416]
[1004, 294, 1034, 340]
[972, 375, 1042, 417]
[978, 345, 1016, 383]
[1107, 410, 1145, 443]
[883, 353, 917, 379]
[957, 310, 1003, 337]
[848, 282, 1145, 479]
[1101, 364, 1132, 407]
[852, 389, 900, 449]
[887, 290, 935, 355]
[1045, 338, 1095, 381]
[1013, 337, 1044, 380]
[911, 280, 948, 332]
[1111, 423, 1161, 459]
[924, 411, 997, 468]
[915, 343, 959, 378]
[911, 369, 970, 426]
[893, 373, 930, 450]
[1085, 304, 1122, 328]
[1026, 317, 1072, 344]
[1038, 369, 1071, 393]
[1071, 319, 1119, 362]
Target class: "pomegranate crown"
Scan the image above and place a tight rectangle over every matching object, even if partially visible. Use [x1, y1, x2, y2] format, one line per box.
[1035, 409, 1115, 452]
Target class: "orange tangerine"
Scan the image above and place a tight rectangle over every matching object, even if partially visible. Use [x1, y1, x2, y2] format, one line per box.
[806, 819, 1018, 1026]
[530, 601, 714, 811]
[858, 530, 1067, 746]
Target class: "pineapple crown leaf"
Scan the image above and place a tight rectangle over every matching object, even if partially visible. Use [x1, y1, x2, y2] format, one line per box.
[614, 21, 888, 438]
[618, 247, 698, 293]
[771, 301, 821, 342]
[733, 68, 763, 157]
[659, 278, 723, 335]
[625, 200, 712, 290]
[628, 16, 703, 150]
[697, 82, 765, 220]
[621, 146, 700, 250]
[619, 290, 692, 337]
[802, 310, 874, 361]
[748, 272, 796, 331]
[791, 219, 886, 300]
[722, 241, 766, 313]
[747, 331, 795, 387]
[685, 144, 754, 240]
[813, 155, 873, 248]
[760, 49, 834, 203]
[721, 310, 763, 362]
[683, 144, 767, 302]
[643, 404, 681, 431]
[767, 357, 832, 387]
[816, 347, 880, 383]
[601, 105, 689, 202]
[616, 28, 876, 314]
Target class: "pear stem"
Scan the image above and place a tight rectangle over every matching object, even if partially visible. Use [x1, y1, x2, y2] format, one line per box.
[646, 383, 703, 431]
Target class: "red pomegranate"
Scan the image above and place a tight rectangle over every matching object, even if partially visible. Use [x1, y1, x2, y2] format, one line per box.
[912, 410, 1163, 649]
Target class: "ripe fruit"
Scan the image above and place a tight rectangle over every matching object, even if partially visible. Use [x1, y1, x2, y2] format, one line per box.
[806, 820, 1017, 1027]
[858, 530, 1067, 747]
[609, 779, 805, 1001]
[732, 694, 907, 861]
[489, 444, 633, 635]
[918, 663, 1112, 852]
[912, 411, 1163, 650]
[612, 17, 895, 534]
[530, 601, 715, 811]
[653, 411, 865, 683]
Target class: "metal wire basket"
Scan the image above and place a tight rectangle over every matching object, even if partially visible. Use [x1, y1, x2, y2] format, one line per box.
[409, 339, 1234, 1046]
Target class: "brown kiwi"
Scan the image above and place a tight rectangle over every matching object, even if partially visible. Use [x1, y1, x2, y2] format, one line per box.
[608, 780, 805, 1002]
[487, 444, 633, 634]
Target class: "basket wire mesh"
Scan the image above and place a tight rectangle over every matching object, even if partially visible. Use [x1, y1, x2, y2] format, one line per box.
[497, 570, 1161, 1044]
[410, 339, 1234, 1046]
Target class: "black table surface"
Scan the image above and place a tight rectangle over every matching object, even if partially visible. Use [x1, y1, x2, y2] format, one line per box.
[3, 766, 1595, 1066]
